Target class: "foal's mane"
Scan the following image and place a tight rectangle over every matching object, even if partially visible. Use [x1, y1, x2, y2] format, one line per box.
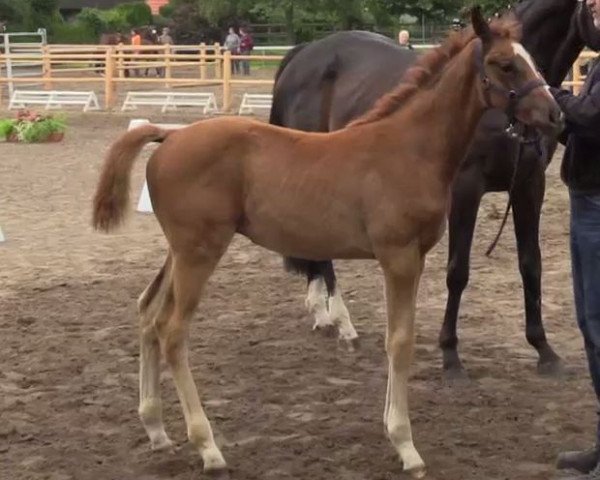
[348, 17, 521, 128]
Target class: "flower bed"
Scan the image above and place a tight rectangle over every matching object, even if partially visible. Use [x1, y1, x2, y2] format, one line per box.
[0, 110, 67, 143]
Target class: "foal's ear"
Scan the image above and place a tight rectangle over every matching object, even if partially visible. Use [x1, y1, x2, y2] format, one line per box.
[471, 5, 492, 45]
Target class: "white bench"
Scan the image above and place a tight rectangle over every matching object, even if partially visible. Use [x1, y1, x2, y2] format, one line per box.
[238, 93, 273, 115]
[121, 91, 218, 114]
[9, 90, 100, 112]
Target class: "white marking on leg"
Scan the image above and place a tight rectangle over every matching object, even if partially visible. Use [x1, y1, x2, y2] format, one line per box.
[305, 277, 333, 329]
[329, 288, 358, 341]
[139, 325, 174, 450]
[381, 249, 426, 476]
[138, 272, 173, 451]
[385, 345, 425, 475]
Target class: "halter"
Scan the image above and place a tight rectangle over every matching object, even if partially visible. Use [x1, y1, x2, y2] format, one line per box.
[474, 40, 547, 139]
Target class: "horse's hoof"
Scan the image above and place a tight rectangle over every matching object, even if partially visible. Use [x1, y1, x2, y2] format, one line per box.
[314, 323, 337, 338]
[442, 366, 470, 385]
[537, 357, 565, 377]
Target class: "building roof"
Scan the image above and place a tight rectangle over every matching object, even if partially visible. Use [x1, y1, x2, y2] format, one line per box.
[147, 0, 168, 14]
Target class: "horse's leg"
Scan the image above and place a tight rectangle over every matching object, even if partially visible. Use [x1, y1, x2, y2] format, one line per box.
[155, 230, 233, 472]
[305, 261, 335, 334]
[439, 172, 483, 380]
[321, 261, 359, 349]
[511, 166, 563, 376]
[137, 254, 174, 451]
[379, 243, 425, 478]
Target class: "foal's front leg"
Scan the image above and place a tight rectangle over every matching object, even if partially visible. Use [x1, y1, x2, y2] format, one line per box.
[379, 245, 426, 478]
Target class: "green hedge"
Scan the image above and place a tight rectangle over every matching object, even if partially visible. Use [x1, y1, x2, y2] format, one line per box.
[50, 22, 98, 43]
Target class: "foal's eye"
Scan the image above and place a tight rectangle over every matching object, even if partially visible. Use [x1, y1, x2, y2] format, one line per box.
[499, 63, 515, 74]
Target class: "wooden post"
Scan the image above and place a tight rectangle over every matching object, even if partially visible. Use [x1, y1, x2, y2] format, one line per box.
[42, 45, 52, 90]
[199, 42, 206, 80]
[214, 42, 222, 79]
[222, 49, 231, 112]
[164, 43, 172, 88]
[105, 47, 115, 110]
[117, 42, 125, 78]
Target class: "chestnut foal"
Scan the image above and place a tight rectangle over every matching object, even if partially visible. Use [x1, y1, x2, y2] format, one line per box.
[92, 8, 562, 478]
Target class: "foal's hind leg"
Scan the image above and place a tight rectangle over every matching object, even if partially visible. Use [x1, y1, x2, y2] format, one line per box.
[138, 256, 174, 451]
[439, 173, 483, 380]
[511, 169, 563, 376]
[156, 236, 233, 471]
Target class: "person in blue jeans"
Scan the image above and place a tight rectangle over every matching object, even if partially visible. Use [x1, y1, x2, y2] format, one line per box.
[552, 1, 600, 478]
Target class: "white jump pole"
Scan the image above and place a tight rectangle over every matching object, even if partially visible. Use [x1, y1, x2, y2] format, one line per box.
[0, 226, 5, 243]
[127, 118, 153, 213]
[128, 118, 187, 214]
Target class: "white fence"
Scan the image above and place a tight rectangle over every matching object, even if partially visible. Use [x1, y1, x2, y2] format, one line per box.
[0, 29, 47, 96]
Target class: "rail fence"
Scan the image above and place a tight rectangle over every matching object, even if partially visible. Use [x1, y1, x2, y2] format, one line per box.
[0, 43, 596, 112]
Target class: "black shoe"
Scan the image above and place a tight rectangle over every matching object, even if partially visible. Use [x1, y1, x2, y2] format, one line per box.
[557, 445, 600, 474]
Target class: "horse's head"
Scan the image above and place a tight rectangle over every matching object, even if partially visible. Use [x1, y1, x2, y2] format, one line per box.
[576, 0, 600, 50]
[138, 25, 160, 44]
[471, 6, 563, 136]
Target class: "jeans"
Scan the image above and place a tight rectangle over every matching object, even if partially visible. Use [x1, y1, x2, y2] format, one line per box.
[240, 50, 250, 75]
[570, 190, 600, 441]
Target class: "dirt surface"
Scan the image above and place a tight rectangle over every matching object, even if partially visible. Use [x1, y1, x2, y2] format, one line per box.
[0, 112, 596, 480]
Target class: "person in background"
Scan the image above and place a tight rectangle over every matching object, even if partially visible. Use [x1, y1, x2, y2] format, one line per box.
[130, 29, 142, 77]
[239, 25, 254, 76]
[156, 27, 173, 78]
[224, 26, 241, 75]
[159, 27, 173, 45]
[398, 30, 414, 50]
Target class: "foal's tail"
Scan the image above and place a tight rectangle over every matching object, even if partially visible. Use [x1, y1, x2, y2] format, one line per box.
[92, 124, 171, 232]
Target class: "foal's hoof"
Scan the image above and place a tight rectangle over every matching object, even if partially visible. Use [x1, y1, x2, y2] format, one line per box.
[202, 448, 227, 472]
[314, 323, 337, 338]
[407, 466, 427, 479]
[206, 469, 231, 479]
[150, 434, 174, 452]
[537, 357, 565, 377]
[338, 336, 360, 352]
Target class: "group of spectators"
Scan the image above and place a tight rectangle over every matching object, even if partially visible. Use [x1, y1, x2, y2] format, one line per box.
[223, 25, 255, 75]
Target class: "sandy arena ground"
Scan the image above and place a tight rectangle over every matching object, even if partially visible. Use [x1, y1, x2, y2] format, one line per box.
[0, 111, 596, 480]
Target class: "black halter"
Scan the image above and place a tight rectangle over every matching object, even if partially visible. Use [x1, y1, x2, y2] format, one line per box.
[474, 39, 547, 139]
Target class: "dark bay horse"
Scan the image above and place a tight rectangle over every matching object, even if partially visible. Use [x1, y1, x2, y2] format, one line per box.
[99, 27, 161, 77]
[92, 10, 561, 476]
[270, 0, 600, 378]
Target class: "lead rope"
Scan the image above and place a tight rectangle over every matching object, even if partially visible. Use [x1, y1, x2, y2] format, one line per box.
[485, 125, 542, 257]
